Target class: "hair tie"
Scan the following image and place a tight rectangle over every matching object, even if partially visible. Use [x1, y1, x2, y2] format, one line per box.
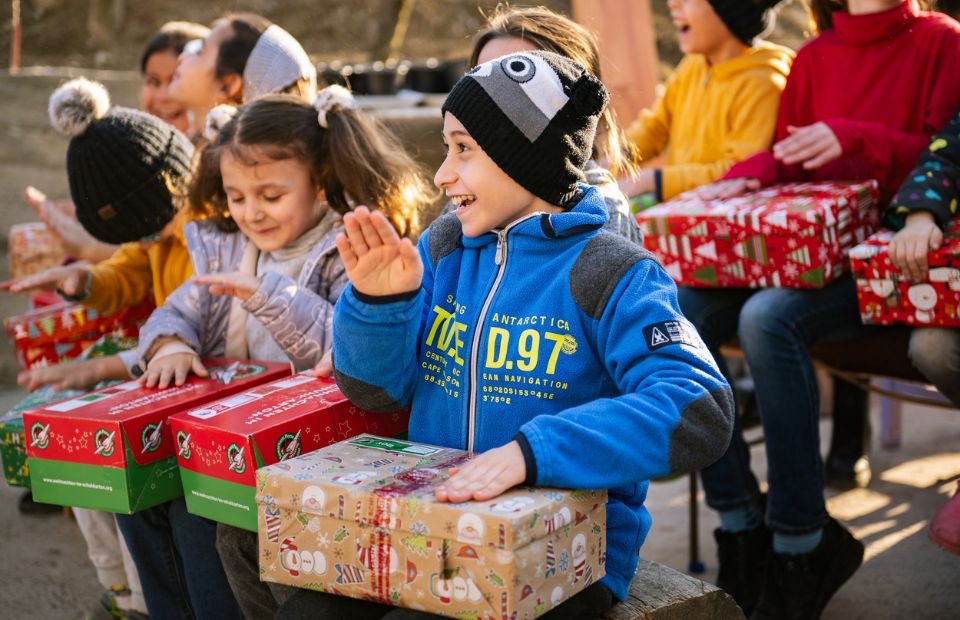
[314, 84, 357, 128]
[203, 104, 238, 142]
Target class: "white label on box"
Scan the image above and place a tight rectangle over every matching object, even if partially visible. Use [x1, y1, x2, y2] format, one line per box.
[45, 380, 141, 412]
[188, 393, 261, 419]
[271, 374, 317, 390]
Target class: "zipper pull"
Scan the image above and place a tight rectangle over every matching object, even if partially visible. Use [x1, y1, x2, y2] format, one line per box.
[495, 231, 506, 265]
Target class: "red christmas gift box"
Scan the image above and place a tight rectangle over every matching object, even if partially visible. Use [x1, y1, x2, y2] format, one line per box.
[4, 299, 154, 370]
[850, 221, 960, 326]
[22, 359, 290, 513]
[170, 373, 408, 531]
[8, 222, 66, 280]
[637, 181, 879, 288]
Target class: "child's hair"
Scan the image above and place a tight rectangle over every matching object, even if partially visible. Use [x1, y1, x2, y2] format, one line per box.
[469, 5, 629, 176]
[807, 0, 926, 32]
[190, 92, 434, 238]
[139, 21, 210, 74]
[214, 13, 315, 100]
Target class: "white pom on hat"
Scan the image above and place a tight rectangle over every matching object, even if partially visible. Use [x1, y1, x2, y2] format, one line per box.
[48, 78, 111, 137]
[203, 104, 239, 143]
[314, 84, 356, 128]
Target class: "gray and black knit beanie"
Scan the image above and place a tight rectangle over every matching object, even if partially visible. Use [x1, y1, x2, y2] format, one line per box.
[441, 50, 608, 209]
[48, 78, 194, 244]
[708, 0, 783, 45]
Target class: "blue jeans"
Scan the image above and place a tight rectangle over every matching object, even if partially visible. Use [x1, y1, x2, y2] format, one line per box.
[678, 277, 874, 534]
[115, 499, 244, 620]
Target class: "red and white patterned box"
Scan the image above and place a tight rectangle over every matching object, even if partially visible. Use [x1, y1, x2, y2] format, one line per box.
[849, 221, 960, 326]
[4, 299, 154, 370]
[637, 181, 879, 288]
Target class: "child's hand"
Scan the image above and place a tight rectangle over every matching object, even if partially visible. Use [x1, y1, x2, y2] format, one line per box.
[9, 264, 90, 296]
[312, 351, 333, 377]
[23, 186, 118, 263]
[17, 356, 124, 392]
[435, 441, 527, 503]
[193, 272, 260, 301]
[773, 123, 842, 170]
[141, 352, 208, 389]
[888, 211, 942, 281]
[618, 169, 656, 198]
[337, 206, 423, 297]
[696, 178, 761, 200]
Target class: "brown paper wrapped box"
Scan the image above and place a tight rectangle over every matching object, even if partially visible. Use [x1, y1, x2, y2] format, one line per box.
[257, 435, 607, 618]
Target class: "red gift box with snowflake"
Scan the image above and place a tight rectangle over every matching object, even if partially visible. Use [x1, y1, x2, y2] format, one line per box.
[169, 373, 408, 531]
[3, 299, 155, 370]
[637, 181, 879, 288]
[849, 221, 960, 326]
[21, 359, 290, 513]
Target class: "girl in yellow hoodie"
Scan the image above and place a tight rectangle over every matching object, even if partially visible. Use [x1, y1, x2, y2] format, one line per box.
[621, 0, 793, 202]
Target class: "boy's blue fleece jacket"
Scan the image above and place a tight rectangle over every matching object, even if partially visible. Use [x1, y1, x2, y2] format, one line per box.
[333, 185, 734, 601]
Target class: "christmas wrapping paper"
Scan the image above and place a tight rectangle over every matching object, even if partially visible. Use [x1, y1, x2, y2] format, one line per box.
[850, 221, 960, 326]
[8, 222, 66, 280]
[637, 181, 879, 288]
[22, 359, 290, 513]
[4, 299, 154, 371]
[171, 374, 408, 531]
[257, 435, 606, 619]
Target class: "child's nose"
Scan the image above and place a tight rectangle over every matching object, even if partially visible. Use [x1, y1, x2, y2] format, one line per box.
[434, 155, 456, 189]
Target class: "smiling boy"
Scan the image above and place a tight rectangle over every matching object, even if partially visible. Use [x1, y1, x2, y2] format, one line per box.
[322, 51, 734, 618]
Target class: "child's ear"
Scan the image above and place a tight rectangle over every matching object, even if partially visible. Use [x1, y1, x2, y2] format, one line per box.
[219, 74, 244, 105]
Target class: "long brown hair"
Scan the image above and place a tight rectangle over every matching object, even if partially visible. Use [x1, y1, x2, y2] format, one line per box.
[470, 5, 630, 176]
[190, 94, 434, 238]
[806, 0, 924, 33]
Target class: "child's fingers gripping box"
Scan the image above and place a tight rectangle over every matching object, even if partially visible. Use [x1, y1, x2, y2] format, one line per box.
[637, 181, 879, 288]
[22, 359, 290, 513]
[850, 220, 960, 326]
[257, 435, 606, 619]
[170, 374, 409, 531]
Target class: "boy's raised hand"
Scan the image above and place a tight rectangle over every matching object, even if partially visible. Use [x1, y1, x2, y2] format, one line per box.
[435, 441, 527, 503]
[888, 211, 942, 281]
[337, 206, 423, 297]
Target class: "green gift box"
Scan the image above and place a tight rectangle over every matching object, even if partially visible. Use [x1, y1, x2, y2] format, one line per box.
[0, 411, 28, 487]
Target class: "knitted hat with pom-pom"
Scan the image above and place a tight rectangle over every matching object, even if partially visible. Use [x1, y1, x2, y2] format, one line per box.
[49, 78, 194, 244]
[442, 50, 608, 209]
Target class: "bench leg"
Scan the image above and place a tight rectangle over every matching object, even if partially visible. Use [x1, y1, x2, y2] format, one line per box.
[878, 378, 903, 450]
[688, 473, 705, 574]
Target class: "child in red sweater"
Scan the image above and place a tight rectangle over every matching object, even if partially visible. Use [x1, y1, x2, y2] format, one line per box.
[687, 1, 960, 618]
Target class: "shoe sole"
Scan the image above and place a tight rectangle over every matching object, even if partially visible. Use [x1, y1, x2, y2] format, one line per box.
[929, 525, 960, 556]
[811, 535, 865, 619]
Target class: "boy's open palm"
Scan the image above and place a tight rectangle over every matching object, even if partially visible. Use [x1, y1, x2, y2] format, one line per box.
[336, 206, 422, 297]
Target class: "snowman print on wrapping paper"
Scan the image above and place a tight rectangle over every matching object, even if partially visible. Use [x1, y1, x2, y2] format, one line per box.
[430, 574, 483, 605]
[489, 496, 535, 514]
[571, 533, 587, 585]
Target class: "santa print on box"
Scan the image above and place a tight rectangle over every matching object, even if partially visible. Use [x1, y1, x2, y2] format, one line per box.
[638, 181, 879, 289]
[850, 221, 960, 326]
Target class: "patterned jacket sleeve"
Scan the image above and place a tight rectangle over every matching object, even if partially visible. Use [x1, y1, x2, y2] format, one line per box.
[242, 252, 347, 372]
[885, 108, 960, 230]
[135, 278, 211, 366]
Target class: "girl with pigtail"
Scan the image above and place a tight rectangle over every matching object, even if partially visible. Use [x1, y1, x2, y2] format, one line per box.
[123, 87, 434, 620]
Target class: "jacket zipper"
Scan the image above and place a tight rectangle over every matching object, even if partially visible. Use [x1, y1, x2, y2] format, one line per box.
[466, 214, 538, 453]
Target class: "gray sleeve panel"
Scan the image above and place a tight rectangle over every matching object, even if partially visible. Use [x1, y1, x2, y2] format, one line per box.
[668, 387, 736, 474]
[333, 369, 407, 414]
[569, 234, 659, 319]
[427, 213, 463, 268]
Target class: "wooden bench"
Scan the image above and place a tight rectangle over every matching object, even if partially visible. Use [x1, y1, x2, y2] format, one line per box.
[604, 559, 744, 619]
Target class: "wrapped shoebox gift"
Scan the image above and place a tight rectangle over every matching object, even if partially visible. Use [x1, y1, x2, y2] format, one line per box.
[8, 222, 66, 280]
[22, 359, 290, 513]
[0, 334, 140, 488]
[850, 221, 960, 326]
[4, 299, 154, 371]
[170, 374, 408, 531]
[257, 435, 607, 619]
[637, 181, 879, 288]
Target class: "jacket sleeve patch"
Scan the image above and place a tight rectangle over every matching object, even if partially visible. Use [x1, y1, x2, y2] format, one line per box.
[643, 319, 699, 350]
